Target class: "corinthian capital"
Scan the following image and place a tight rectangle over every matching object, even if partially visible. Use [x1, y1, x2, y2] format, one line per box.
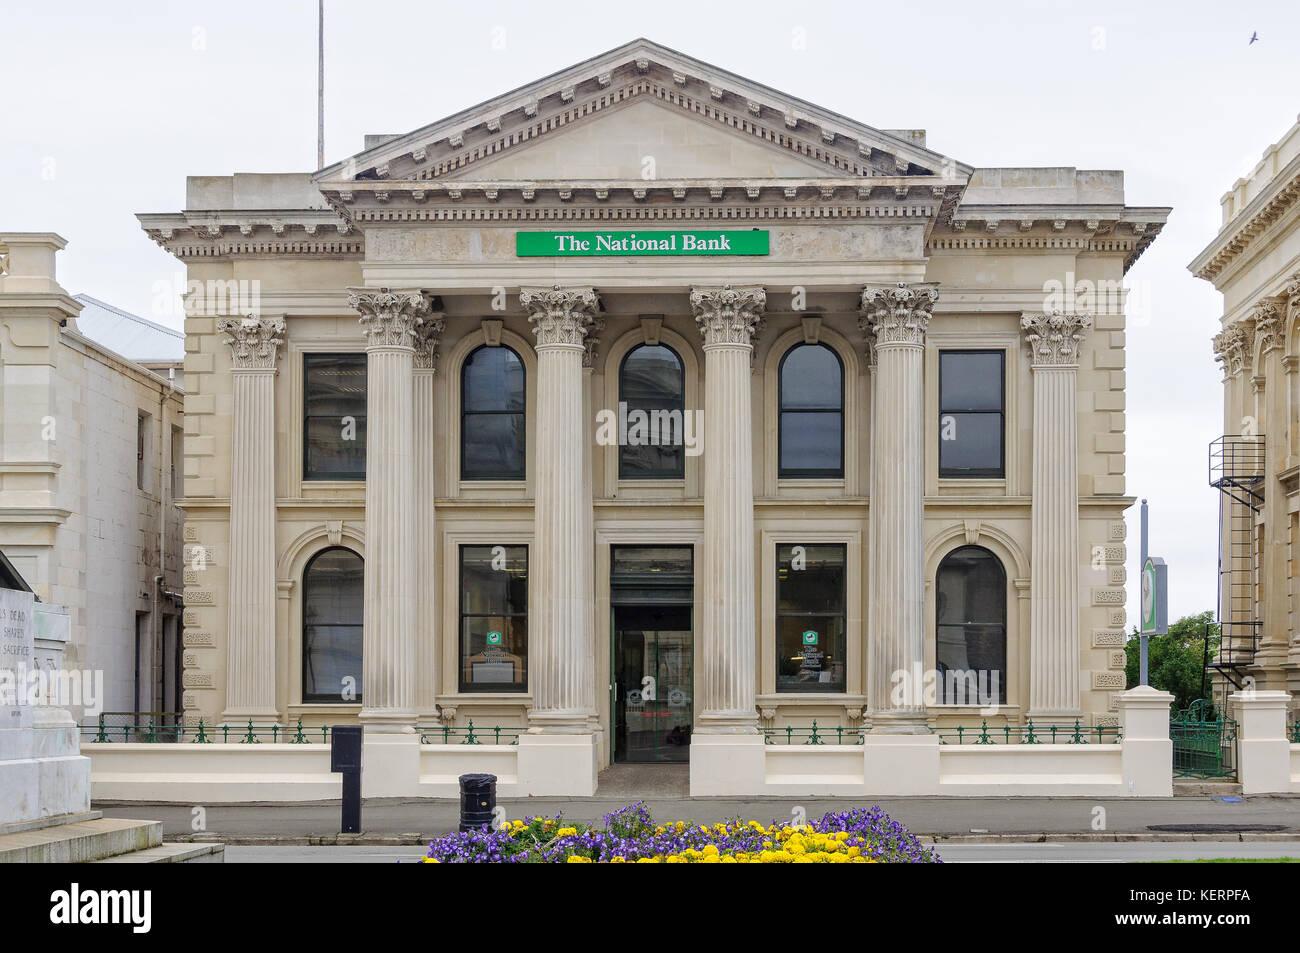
[414, 314, 447, 371]
[1212, 321, 1254, 377]
[1021, 310, 1093, 367]
[218, 314, 285, 370]
[690, 285, 766, 348]
[347, 287, 431, 349]
[859, 282, 939, 347]
[520, 285, 600, 348]
[1251, 300, 1284, 356]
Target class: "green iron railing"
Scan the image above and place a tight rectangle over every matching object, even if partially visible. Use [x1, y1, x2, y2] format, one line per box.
[936, 718, 1122, 745]
[418, 720, 522, 746]
[763, 721, 865, 745]
[84, 713, 330, 745]
[1289, 719, 1300, 744]
[1170, 701, 1237, 779]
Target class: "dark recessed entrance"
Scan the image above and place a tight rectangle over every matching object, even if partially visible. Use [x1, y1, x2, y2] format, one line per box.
[611, 546, 693, 764]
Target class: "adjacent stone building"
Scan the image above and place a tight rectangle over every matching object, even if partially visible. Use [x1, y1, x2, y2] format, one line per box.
[1193, 114, 1300, 701]
[139, 39, 1167, 786]
[0, 234, 185, 722]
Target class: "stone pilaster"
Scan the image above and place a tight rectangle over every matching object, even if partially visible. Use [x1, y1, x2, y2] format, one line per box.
[691, 285, 766, 731]
[414, 315, 445, 719]
[521, 286, 600, 729]
[860, 283, 937, 732]
[218, 314, 285, 724]
[1021, 310, 1092, 719]
[349, 288, 430, 730]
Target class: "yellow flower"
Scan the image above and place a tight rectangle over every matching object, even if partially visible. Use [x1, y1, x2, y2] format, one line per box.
[566, 855, 592, 863]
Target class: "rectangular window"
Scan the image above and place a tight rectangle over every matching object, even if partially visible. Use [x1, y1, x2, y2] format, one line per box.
[137, 412, 151, 491]
[776, 544, 846, 693]
[938, 350, 1004, 478]
[304, 354, 367, 480]
[459, 545, 528, 693]
[170, 425, 183, 499]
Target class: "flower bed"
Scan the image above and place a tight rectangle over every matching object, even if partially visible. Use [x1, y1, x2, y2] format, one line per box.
[423, 802, 940, 863]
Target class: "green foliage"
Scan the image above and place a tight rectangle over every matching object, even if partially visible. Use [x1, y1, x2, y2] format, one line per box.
[1125, 610, 1218, 713]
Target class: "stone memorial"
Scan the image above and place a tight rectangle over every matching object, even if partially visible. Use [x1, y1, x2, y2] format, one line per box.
[0, 585, 91, 831]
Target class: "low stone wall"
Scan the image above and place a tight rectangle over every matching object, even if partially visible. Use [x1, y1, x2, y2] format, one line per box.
[84, 743, 340, 803]
[84, 738, 530, 802]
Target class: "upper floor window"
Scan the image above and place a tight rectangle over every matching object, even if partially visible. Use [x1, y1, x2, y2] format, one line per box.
[619, 343, 686, 480]
[462, 345, 525, 481]
[304, 354, 367, 481]
[776, 543, 847, 693]
[459, 544, 528, 692]
[938, 350, 1004, 478]
[935, 545, 1007, 705]
[302, 547, 364, 703]
[778, 343, 844, 478]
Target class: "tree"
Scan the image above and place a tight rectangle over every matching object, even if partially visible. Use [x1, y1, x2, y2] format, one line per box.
[1124, 610, 1219, 714]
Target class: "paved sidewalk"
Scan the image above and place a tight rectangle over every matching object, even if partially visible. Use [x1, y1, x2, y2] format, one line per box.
[95, 793, 1300, 843]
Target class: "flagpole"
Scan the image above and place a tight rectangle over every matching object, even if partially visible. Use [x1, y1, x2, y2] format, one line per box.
[317, 0, 325, 168]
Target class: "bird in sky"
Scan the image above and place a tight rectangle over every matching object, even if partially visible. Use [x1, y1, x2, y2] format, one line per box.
[1249, 31, 1259, 44]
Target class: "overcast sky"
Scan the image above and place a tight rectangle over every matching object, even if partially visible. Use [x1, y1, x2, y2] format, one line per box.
[3, 0, 1297, 628]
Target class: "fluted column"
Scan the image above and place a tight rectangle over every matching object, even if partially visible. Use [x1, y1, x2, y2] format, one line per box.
[414, 315, 445, 719]
[1022, 310, 1092, 718]
[691, 285, 765, 731]
[219, 314, 285, 724]
[861, 283, 937, 732]
[349, 288, 430, 730]
[582, 323, 603, 734]
[522, 286, 599, 730]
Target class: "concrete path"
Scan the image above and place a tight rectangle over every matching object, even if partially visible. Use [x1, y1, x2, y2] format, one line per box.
[95, 793, 1300, 841]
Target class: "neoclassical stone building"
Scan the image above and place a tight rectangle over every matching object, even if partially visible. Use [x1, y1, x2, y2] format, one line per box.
[1194, 115, 1300, 701]
[140, 40, 1167, 785]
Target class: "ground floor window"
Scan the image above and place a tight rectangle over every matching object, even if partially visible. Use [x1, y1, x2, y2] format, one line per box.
[459, 544, 528, 692]
[302, 547, 364, 703]
[776, 543, 846, 692]
[935, 545, 1007, 705]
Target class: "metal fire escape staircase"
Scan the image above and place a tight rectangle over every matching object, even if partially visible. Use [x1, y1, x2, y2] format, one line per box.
[1208, 435, 1265, 689]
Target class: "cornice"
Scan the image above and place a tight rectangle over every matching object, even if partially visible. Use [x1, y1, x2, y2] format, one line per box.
[317, 177, 959, 227]
[1189, 154, 1300, 283]
[315, 39, 970, 187]
[931, 205, 1169, 273]
[137, 210, 361, 261]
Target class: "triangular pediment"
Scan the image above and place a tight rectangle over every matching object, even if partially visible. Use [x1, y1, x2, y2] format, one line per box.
[444, 98, 840, 180]
[317, 39, 971, 187]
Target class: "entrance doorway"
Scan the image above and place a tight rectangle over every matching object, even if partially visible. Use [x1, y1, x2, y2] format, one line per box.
[610, 546, 693, 763]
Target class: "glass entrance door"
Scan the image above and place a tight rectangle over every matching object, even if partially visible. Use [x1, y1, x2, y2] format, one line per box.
[610, 545, 693, 764]
[613, 604, 693, 763]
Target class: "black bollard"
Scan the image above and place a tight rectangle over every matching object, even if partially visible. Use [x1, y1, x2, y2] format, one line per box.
[330, 725, 363, 834]
[458, 773, 497, 832]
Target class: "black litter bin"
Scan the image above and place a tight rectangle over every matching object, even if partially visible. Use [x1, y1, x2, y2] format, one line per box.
[458, 773, 497, 832]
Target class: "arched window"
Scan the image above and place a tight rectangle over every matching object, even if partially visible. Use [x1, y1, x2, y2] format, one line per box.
[778, 343, 844, 478]
[462, 345, 526, 480]
[302, 547, 364, 703]
[619, 343, 686, 479]
[935, 546, 1007, 705]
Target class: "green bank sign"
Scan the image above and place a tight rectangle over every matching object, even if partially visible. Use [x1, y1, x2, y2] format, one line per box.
[516, 230, 769, 257]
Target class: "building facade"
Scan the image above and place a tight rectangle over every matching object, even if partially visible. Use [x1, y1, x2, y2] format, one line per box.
[0, 234, 186, 722]
[140, 40, 1167, 784]
[1193, 115, 1300, 702]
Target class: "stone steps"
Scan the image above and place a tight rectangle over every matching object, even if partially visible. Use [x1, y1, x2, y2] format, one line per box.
[1173, 780, 1244, 797]
[96, 842, 225, 863]
[0, 817, 161, 863]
